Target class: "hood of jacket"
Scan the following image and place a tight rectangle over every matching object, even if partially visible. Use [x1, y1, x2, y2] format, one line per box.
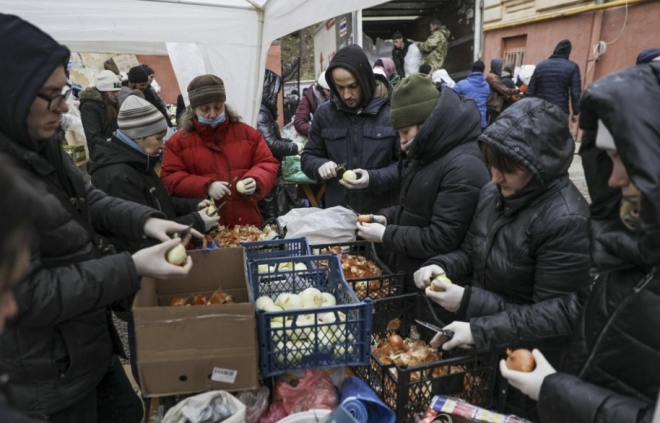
[490, 58, 503, 76]
[465, 72, 489, 88]
[78, 86, 104, 105]
[326, 44, 377, 111]
[0, 14, 70, 151]
[88, 135, 160, 175]
[479, 98, 574, 209]
[261, 69, 282, 119]
[579, 62, 660, 267]
[552, 39, 572, 59]
[408, 87, 482, 165]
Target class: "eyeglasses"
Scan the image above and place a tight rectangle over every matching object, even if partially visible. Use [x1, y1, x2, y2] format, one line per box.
[37, 82, 72, 112]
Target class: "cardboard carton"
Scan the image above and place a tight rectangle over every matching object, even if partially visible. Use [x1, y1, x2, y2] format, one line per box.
[419, 396, 532, 423]
[133, 248, 259, 397]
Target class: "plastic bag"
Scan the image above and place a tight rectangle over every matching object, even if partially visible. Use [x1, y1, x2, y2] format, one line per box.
[237, 387, 269, 423]
[404, 42, 422, 77]
[257, 401, 287, 423]
[162, 391, 246, 423]
[278, 206, 357, 245]
[277, 369, 338, 415]
[281, 121, 316, 184]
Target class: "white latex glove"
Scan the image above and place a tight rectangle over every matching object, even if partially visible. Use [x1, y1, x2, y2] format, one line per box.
[356, 222, 386, 243]
[240, 177, 257, 195]
[198, 209, 220, 232]
[208, 181, 231, 200]
[340, 169, 369, 189]
[318, 161, 338, 179]
[197, 199, 211, 210]
[413, 264, 446, 290]
[372, 215, 387, 225]
[294, 142, 304, 155]
[143, 217, 203, 242]
[433, 321, 474, 350]
[425, 282, 465, 313]
[499, 349, 556, 401]
[132, 238, 193, 279]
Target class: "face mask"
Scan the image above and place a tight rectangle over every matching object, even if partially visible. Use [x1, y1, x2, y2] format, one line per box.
[197, 112, 226, 128]
[620, 198, 639, 232]
[401, 137, 415, 152]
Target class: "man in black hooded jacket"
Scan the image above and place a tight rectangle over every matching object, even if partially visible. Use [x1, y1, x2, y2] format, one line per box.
[498, 60, 660, 423]
[301, 45, 400, 214]
[527, 39, 582, 120]
[0, 14, 196, 423]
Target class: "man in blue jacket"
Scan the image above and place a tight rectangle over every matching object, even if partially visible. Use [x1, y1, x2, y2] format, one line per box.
[453, 60, 490, 128]
[301, 45, 400, 214]
[527, 39, 582, 122]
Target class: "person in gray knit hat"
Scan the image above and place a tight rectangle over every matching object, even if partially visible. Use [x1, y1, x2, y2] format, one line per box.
[161, 73, 279, 227]
[357, 72, 490, 291]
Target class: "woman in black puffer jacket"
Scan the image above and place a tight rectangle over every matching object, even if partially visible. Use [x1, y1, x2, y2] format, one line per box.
[79, 70, 121, 161]
[500, 61, 660, 423]
[415, 98, 593, 418]
[356, 73, 490, 289]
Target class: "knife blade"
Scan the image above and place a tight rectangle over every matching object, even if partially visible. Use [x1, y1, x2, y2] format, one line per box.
[207, 201, 227, 217]
[173, 224, 192, 240]
[415, 319, 455, 339]
[228, 176, 239, 187]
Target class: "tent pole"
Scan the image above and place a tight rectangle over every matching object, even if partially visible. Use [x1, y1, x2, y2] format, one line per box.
[253, 7, 266, 126]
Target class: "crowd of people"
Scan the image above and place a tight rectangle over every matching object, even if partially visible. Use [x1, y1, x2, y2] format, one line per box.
[0, 9, 659, 423]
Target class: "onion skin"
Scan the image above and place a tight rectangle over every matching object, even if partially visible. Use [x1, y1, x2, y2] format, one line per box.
[506, 348, 536, 372]
[357, 215, 374, 223]
[388, 334, 404, 351]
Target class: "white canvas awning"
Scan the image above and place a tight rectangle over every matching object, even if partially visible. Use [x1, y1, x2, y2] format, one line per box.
[1, 0, 389, 124]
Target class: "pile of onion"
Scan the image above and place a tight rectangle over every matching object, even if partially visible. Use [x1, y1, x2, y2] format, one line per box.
[506, 348, 536, 372]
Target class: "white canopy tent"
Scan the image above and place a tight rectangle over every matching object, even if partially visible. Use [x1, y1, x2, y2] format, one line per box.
[1, 0, 388, 124]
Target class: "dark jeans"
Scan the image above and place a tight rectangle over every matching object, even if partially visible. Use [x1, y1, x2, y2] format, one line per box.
[47, 357, 143, 423]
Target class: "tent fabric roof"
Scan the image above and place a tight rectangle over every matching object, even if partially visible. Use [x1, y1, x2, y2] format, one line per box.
[1, 0, 388, 124]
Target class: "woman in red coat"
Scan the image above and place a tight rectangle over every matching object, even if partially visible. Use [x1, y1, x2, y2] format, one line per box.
[161, 75, 279, 226]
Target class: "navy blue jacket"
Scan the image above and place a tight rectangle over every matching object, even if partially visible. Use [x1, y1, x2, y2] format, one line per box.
[527, 41, 582, 115]
[301, 45, 400, 214]
[453, 72, 490, 128]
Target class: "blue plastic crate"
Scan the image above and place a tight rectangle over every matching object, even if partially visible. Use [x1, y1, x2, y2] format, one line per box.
[240, 237, 310, 261]
[249, 255, 373, 377]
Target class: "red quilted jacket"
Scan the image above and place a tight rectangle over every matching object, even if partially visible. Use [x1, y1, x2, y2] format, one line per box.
[161, 117, 279, 226]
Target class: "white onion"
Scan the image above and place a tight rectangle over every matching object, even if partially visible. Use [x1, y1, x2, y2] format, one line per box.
[255, 296, 274, 310]
[321, 293, 336, 307]
[299, 287, 323, 308]
[281, 294, 302, 310]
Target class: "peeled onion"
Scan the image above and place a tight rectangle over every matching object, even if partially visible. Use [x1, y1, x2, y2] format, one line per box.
[236, 180, 246, 194]
[342, 170, 357, 181]
[166, 244, 187, 266]
[430, 274, 453, 292]
[281, 294, 302, 310]
[321, 292, 336, 307]
[506, 348, 536, 372]
[255, 296, 274, 310]
[299, 287, 323, 308]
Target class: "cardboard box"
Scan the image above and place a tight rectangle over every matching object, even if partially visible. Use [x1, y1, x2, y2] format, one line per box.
[63, 144, 87, 163]
[110, 54, 140, 73]
[419, 396, 532, 423]
[133, 248, 259, 397]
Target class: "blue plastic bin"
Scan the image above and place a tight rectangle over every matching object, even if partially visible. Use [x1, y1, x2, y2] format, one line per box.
[240, 237, 310, 261]
[249, 255, 373, 377]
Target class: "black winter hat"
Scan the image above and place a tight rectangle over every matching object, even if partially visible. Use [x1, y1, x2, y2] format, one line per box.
[636, 48, 660, 64]
[128, 66, 148, 83]
[326, 44, 376, 110]
[139, 64, 155, 75]
[553, 40, 572, 58]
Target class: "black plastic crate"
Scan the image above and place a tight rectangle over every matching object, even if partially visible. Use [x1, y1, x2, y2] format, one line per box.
[354, 294, 497, 423]
[310, 241, 405, 301]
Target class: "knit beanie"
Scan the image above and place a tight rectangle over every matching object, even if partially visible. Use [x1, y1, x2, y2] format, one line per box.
[187, 75, 226, 108]
[96, 70, 121, 92]
[118, 96, 168, 139]
[390, 73, 440, 130]
[636, 48, 660, 64]
[128, 66, 148, 83]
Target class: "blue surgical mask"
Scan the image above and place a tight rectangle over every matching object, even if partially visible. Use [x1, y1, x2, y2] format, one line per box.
[197, 112, 226, 128]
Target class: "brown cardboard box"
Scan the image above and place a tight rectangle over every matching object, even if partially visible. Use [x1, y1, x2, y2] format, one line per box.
[110, 54, 140, 73]
[133, 248, 259, 397]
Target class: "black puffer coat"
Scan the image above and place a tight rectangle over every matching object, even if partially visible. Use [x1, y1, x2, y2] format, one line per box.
[89, 136, 205, 249]
[527, 40, 582, 115]
[257, 70, 298, 161]
[426, 98, 592, 358]
[379, 88, 489, 288]
[0, 15, 160, 416]
[536, 62, 660, 423]
[301, 45, 400, 214]
[79, 87, 118, 161]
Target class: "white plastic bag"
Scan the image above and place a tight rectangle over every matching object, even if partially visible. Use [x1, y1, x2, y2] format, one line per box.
[516, 64, 536, 86]
[278, 206, 357, 245]
[404, 42, 422, 77]
[162, 391, 246, 423]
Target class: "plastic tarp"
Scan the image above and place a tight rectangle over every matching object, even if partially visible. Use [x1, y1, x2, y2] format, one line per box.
[0, 0, 388, 125]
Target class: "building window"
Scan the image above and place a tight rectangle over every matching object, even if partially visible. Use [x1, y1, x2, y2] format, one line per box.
[502, 34, 527, 68]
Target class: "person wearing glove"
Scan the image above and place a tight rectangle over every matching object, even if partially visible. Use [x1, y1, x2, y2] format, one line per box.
[0, 16, 200, 422]
[90, 95, 218, 243]
[415, 98, 592, 419]
[256, 70, 304, 220]
[162, 74, 279, 227]
[300, 45, 400, 215]
[365, 73, 490, 290]
[490, 59, 660, 423]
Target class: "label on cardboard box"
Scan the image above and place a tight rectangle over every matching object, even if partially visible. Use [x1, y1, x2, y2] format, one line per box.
[211, 367, 238, 384]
